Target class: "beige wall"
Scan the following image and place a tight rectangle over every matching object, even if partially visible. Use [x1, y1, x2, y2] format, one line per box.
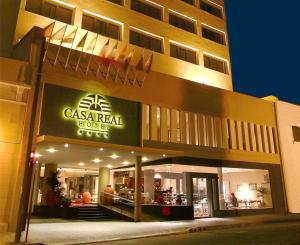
[276, 101, 300, 213]
[0, 58, 30, 232]
[14, 0, 232, 90]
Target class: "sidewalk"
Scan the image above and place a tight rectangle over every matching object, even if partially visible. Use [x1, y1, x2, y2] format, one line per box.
[2, 214, 300, 245]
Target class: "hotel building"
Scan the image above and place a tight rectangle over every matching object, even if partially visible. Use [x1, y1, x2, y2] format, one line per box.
[0, 0, 293, 242]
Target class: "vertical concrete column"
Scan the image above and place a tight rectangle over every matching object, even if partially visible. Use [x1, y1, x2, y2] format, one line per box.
[218, 168, 225, 209]
[73, 7, 83, 27]
[83, 175, 90, 192]
[134, 156, 142, 222]
[183, 172, 192, 206]
[31, 162, 42, 211]
[98, 167, 110, 204]
[144, 169, 155, 202]
[41, 163, 58, 205]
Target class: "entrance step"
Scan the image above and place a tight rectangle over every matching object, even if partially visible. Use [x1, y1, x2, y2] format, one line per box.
[76, 206, 112, 220]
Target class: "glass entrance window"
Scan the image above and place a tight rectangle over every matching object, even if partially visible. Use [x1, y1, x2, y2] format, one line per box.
[193, 178, 210, 217]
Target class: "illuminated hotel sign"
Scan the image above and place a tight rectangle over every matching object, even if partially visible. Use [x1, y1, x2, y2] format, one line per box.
[63, 94, 123, 138]
[40, 84, 141, 146]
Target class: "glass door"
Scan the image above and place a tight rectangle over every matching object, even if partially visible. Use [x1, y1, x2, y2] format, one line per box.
[192, 178, 210, 218]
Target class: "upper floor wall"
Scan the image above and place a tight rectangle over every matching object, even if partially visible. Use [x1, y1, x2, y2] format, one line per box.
[13, 0, 232, 90]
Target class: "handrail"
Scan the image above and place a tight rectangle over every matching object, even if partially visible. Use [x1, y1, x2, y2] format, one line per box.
[101, 191, 134, 204]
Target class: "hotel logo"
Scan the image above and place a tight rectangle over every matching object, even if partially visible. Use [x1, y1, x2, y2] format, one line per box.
[63, 94, 123, 138]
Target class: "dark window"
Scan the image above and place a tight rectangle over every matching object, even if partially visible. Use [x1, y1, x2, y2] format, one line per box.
[200, 1, 223, 19]
[170, 44, 197, 64]
[25, 0, 73, 24]
[82, 14, 121, 40]
[130, 30, 162, 53]
[202, 26, 225, 45]
[107, 0, 123, 5]
[292, 126, 300, 142]
[131, 0, 162, 21]
[181, 0, 194, 5]
[204, 55, 228, 74]
[169, 13, 195, 34]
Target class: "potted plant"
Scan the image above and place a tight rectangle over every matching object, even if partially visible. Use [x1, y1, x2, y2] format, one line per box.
[45, 171, 63, 207]
[257, 186, 267, 207]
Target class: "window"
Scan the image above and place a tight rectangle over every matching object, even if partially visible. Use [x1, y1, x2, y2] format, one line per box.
[181, 0, 194, 5]
[131, 0, 162, 20]
[82, 14, 121, 40]
[292, 126, 300, 142]
[169, 13, 195, 34]
[25, 0, 73, 24]
[130, 30, 163, 53]
[202, 26, 225, 45]
[200, 1, 223, 19]
[170, 44, 197, 64]
[107, 0, 123, 5]
[204, 55, 228, 74]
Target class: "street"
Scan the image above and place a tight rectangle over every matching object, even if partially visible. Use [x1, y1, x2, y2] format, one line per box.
[88, 222, 300, 245]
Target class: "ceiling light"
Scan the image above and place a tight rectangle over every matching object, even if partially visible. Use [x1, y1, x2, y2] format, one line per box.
[130, 151, 134, 154]
[64, 143, 69, 148]
[142, 157, 148, 162]
[162, 154, 166, 157]
[79, 162, 85, 166]
[99, 148, 104, 151]
[123, 161, 129, 166]
[35, 153, 42, 158]
[191, 167, 195, 170]
[92, 158, 102, 163]
[47, 148, 57, 153]
[155, 168, 159, 171]
[107, 164, 113, 168]
[110, 154, 120, 159]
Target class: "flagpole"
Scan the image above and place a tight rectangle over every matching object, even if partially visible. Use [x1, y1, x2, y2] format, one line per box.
[42, 21, 56, 62]
[64, 27, 78, 69]
[85, 34, 98, 75]
[53, 25, 68, 66]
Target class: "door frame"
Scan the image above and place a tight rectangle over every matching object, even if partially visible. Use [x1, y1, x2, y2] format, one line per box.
[184, 172, 219, 217]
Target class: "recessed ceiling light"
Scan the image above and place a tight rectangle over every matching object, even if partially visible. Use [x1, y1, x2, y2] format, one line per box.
[162, 154, 166, 157]
[35, 153, 42, 158]
[64, 143, 69, 148]
[92, 158, 102, 163]
[110, 154, 120, 159]
[155, 168, 159, 171]
[79, 162, 85, 166]
[99, 148, 104, 151]
[123, 161, 129, 165]
[35, 160, 39, 164]
[107, 164, 113, 168]
[191, 167, 195, 170]
[47, 148, 57, 153]
[130, 151, 134, 154]
[142, 157, 148, 162]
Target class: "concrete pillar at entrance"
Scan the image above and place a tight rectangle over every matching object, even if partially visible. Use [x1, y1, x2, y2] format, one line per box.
[144, 169, 155, 202]
[183, 172, 192, 206]
[134, 156, 142, 222]
[31, 162, 42, 211]
[41, 163, 58, 205]
[218, 168, 225, 209]
[98, 167, 110, 204]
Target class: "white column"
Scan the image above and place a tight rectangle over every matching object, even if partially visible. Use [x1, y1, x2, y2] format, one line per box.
[98, 167, 110, 204]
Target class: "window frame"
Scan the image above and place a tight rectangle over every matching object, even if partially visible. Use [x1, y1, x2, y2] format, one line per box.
[200, 0, 224, 19]
[168, 11, 197, 34]
[201, 24, 226, 46]
[170, 42, 198, 64]
[203, 53, 229, 74]
[131, 0, 163, 21]
[129, 27, 164, 53]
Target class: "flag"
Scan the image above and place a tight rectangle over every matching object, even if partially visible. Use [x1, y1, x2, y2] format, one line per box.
[135, 54, 144, 71]
[117, 44, 128, 61]
[51, 25, 67, 42]
[43, 22, 55, 41]
[76, 32, 88, 50]
[106, 42, 118, 59]
[99, 39, 110, 57]
[123, 49, 134, 70]
[144, 53, 153, 73]
[62, 27, 77, 44]
[86, 35, 98, 53]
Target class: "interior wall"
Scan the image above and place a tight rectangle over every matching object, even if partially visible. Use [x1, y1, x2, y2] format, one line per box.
[222, 170, 272, 207]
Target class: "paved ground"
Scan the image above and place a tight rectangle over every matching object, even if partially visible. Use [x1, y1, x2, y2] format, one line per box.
[92, 222, 300, 245]
[1, 214, 300, 244]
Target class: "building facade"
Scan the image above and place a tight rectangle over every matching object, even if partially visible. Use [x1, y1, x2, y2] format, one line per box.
[0, 0, 289, 242]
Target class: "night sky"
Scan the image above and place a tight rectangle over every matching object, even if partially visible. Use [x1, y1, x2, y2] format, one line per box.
[224, 1, 300, 105]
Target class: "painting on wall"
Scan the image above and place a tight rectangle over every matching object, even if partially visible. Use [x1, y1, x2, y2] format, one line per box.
[249, 183, 257, 190]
